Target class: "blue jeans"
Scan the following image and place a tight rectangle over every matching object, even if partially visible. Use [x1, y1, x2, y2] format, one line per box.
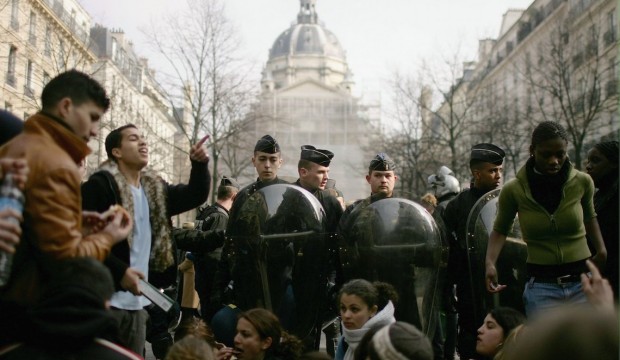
[523, 277, 587, 317]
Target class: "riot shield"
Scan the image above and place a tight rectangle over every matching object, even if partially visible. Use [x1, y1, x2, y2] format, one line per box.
[339, 197, 447, 336]
[227, 184, 328, 340]
[465, 189, 527, 322]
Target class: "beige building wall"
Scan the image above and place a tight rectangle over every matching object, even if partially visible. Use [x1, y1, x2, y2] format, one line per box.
[0, 0, 96, 118]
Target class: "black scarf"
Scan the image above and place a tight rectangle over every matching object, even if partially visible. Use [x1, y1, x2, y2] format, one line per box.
[525, 157, 570, 214]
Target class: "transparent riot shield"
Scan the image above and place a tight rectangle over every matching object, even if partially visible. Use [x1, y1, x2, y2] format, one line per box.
[339, 197, 447, 336]
[465, 189, 527, 321]
[227, 184, 328, 340]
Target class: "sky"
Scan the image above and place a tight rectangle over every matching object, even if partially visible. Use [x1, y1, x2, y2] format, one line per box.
[79, 0, 534, 101]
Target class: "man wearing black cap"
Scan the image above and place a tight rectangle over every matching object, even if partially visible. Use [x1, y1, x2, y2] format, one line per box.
[228, 135, 288, 218]
[339, 153, 399, 230]
[295, 145, 343, 232]
[193, 176, 240, 322]
[441, 143, 505, 360]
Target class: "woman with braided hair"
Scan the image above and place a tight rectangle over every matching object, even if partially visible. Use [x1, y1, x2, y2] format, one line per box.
[485, 121, 607, 317]
[586, 140, 619, 298]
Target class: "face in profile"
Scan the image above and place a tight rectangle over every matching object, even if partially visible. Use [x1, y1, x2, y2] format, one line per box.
[476, 313, 505, 357]
[366, 170, 397, 197]
[62, 99, 105, 143]
[300, 162, 330, 190]
[113, 127, 148, 169]
[339, 293, 377, 330]
[586, 147, 616, 185]
[530, 137, 568, 175]
[252, 151, 282, 182]
[233, 317, 272, 360]
[473, 162, 503, 191]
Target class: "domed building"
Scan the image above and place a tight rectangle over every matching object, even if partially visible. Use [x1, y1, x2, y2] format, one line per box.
[255, 0, 375, 201]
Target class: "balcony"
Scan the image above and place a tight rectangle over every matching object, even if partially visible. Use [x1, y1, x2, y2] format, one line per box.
[5, 73, 16, 87]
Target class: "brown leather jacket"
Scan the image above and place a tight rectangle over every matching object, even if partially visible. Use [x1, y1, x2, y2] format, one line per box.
[0, 113, 113, 305]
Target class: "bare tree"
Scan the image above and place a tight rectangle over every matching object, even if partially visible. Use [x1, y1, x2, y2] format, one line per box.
[520, 16, 618, 169]
[144, 0, 257, 200]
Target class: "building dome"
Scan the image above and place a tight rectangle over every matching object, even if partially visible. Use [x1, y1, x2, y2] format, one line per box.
[268, 0, 346, 60]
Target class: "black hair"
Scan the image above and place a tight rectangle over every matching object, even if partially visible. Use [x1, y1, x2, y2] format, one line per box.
[105, 124, 137, 162]
[47, 257, 115, 304]
[338, 279, 399, 311]
[593, 140, 619, 164]
[489, 307, 525, 339]
[531, 121, 569, 148]
[41, 70, 110, 112]
[217, 185, 238, 200]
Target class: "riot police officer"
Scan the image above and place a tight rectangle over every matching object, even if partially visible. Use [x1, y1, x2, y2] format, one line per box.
[441, 143, 505, 360]
[193, 176, 239, 322]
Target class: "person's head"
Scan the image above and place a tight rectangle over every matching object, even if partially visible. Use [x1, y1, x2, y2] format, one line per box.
[165, 336, 215, 360]
[366, 153, 398, 197]
[428, 166, 460, 198]
[338, 279, 399, 330]
[529, 121, 570, 175]
[469, 143, 505, 191]
[298, 145, 334, 191]
[476, 307, 525, 358]
[0, 110, 23, 146]
[44, 257, 115, 310]
[505, 307, 618, 360]
[252, 135, 282, 182]
[217, 176, 240, 202]
[363, 322, 433, 360]
[174, 317, 216, 345]
[105, 124, 148, 170]
[420, 193, 437, 214]
[41, 70, 110, 143]
[234, 308, 281, 360]
[586, 140, 618, 187]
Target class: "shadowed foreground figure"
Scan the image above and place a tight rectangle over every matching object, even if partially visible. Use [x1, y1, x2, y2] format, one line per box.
[0, 258, 142, 359]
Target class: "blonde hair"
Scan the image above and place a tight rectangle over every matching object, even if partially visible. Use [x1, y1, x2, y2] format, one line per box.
[420, 193, 437, 208]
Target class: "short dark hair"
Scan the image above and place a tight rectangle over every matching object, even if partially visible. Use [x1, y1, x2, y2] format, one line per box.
[298, 158, 314, 170]
[41, 70, 110, 112]
[105, 124, 137, 162]
[531, 121, 569, 148]
[47, 257, 115, 304]
[338, 279, 399, 311]
[217, 185, 238, 200]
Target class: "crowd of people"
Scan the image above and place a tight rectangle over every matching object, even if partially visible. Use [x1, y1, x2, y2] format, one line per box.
[0, 69, 617, 360]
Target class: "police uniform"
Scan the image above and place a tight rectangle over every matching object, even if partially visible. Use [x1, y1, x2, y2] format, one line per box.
[441, 143, 505, 360]
[294, 145, 343, 232]
[193, 176, 240, 322]
[211, 136, 287, 320]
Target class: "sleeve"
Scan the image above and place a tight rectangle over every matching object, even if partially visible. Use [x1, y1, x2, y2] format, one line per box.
[173, 227, 225, 252]
[492, 182, 518, 235]
[81, 173, 129, 286]
[167, 160, 211, 216]
[581, 173, 597, 220]
[441, 196, 458, 242]
[29, 168, 113, 261]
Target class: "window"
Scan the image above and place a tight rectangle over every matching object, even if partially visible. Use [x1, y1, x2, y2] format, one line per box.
[44, 25, 51, 56]
[111, 38, 118, 61]
[605, 9, 617, 45]
[6, 46, 17, 87]
[59, 40, 66, 69]
[24, 60, 33, 97]
[5, 102, 13, 112]
[10, 0, 19, 30]
[28, 11, 36, 45]
[43, 71, 50, 86]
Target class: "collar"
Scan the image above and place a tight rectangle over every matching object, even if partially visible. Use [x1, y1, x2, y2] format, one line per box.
[24, 112, 91, 163]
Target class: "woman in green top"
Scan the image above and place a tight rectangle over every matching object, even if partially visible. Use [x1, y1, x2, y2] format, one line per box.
[485, 121, 607, 317]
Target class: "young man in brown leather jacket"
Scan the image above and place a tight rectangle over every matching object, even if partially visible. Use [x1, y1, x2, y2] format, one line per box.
[0, 70, 133, 344]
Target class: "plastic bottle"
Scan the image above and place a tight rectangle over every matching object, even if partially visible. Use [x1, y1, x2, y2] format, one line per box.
[0, 173, 24, 287]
